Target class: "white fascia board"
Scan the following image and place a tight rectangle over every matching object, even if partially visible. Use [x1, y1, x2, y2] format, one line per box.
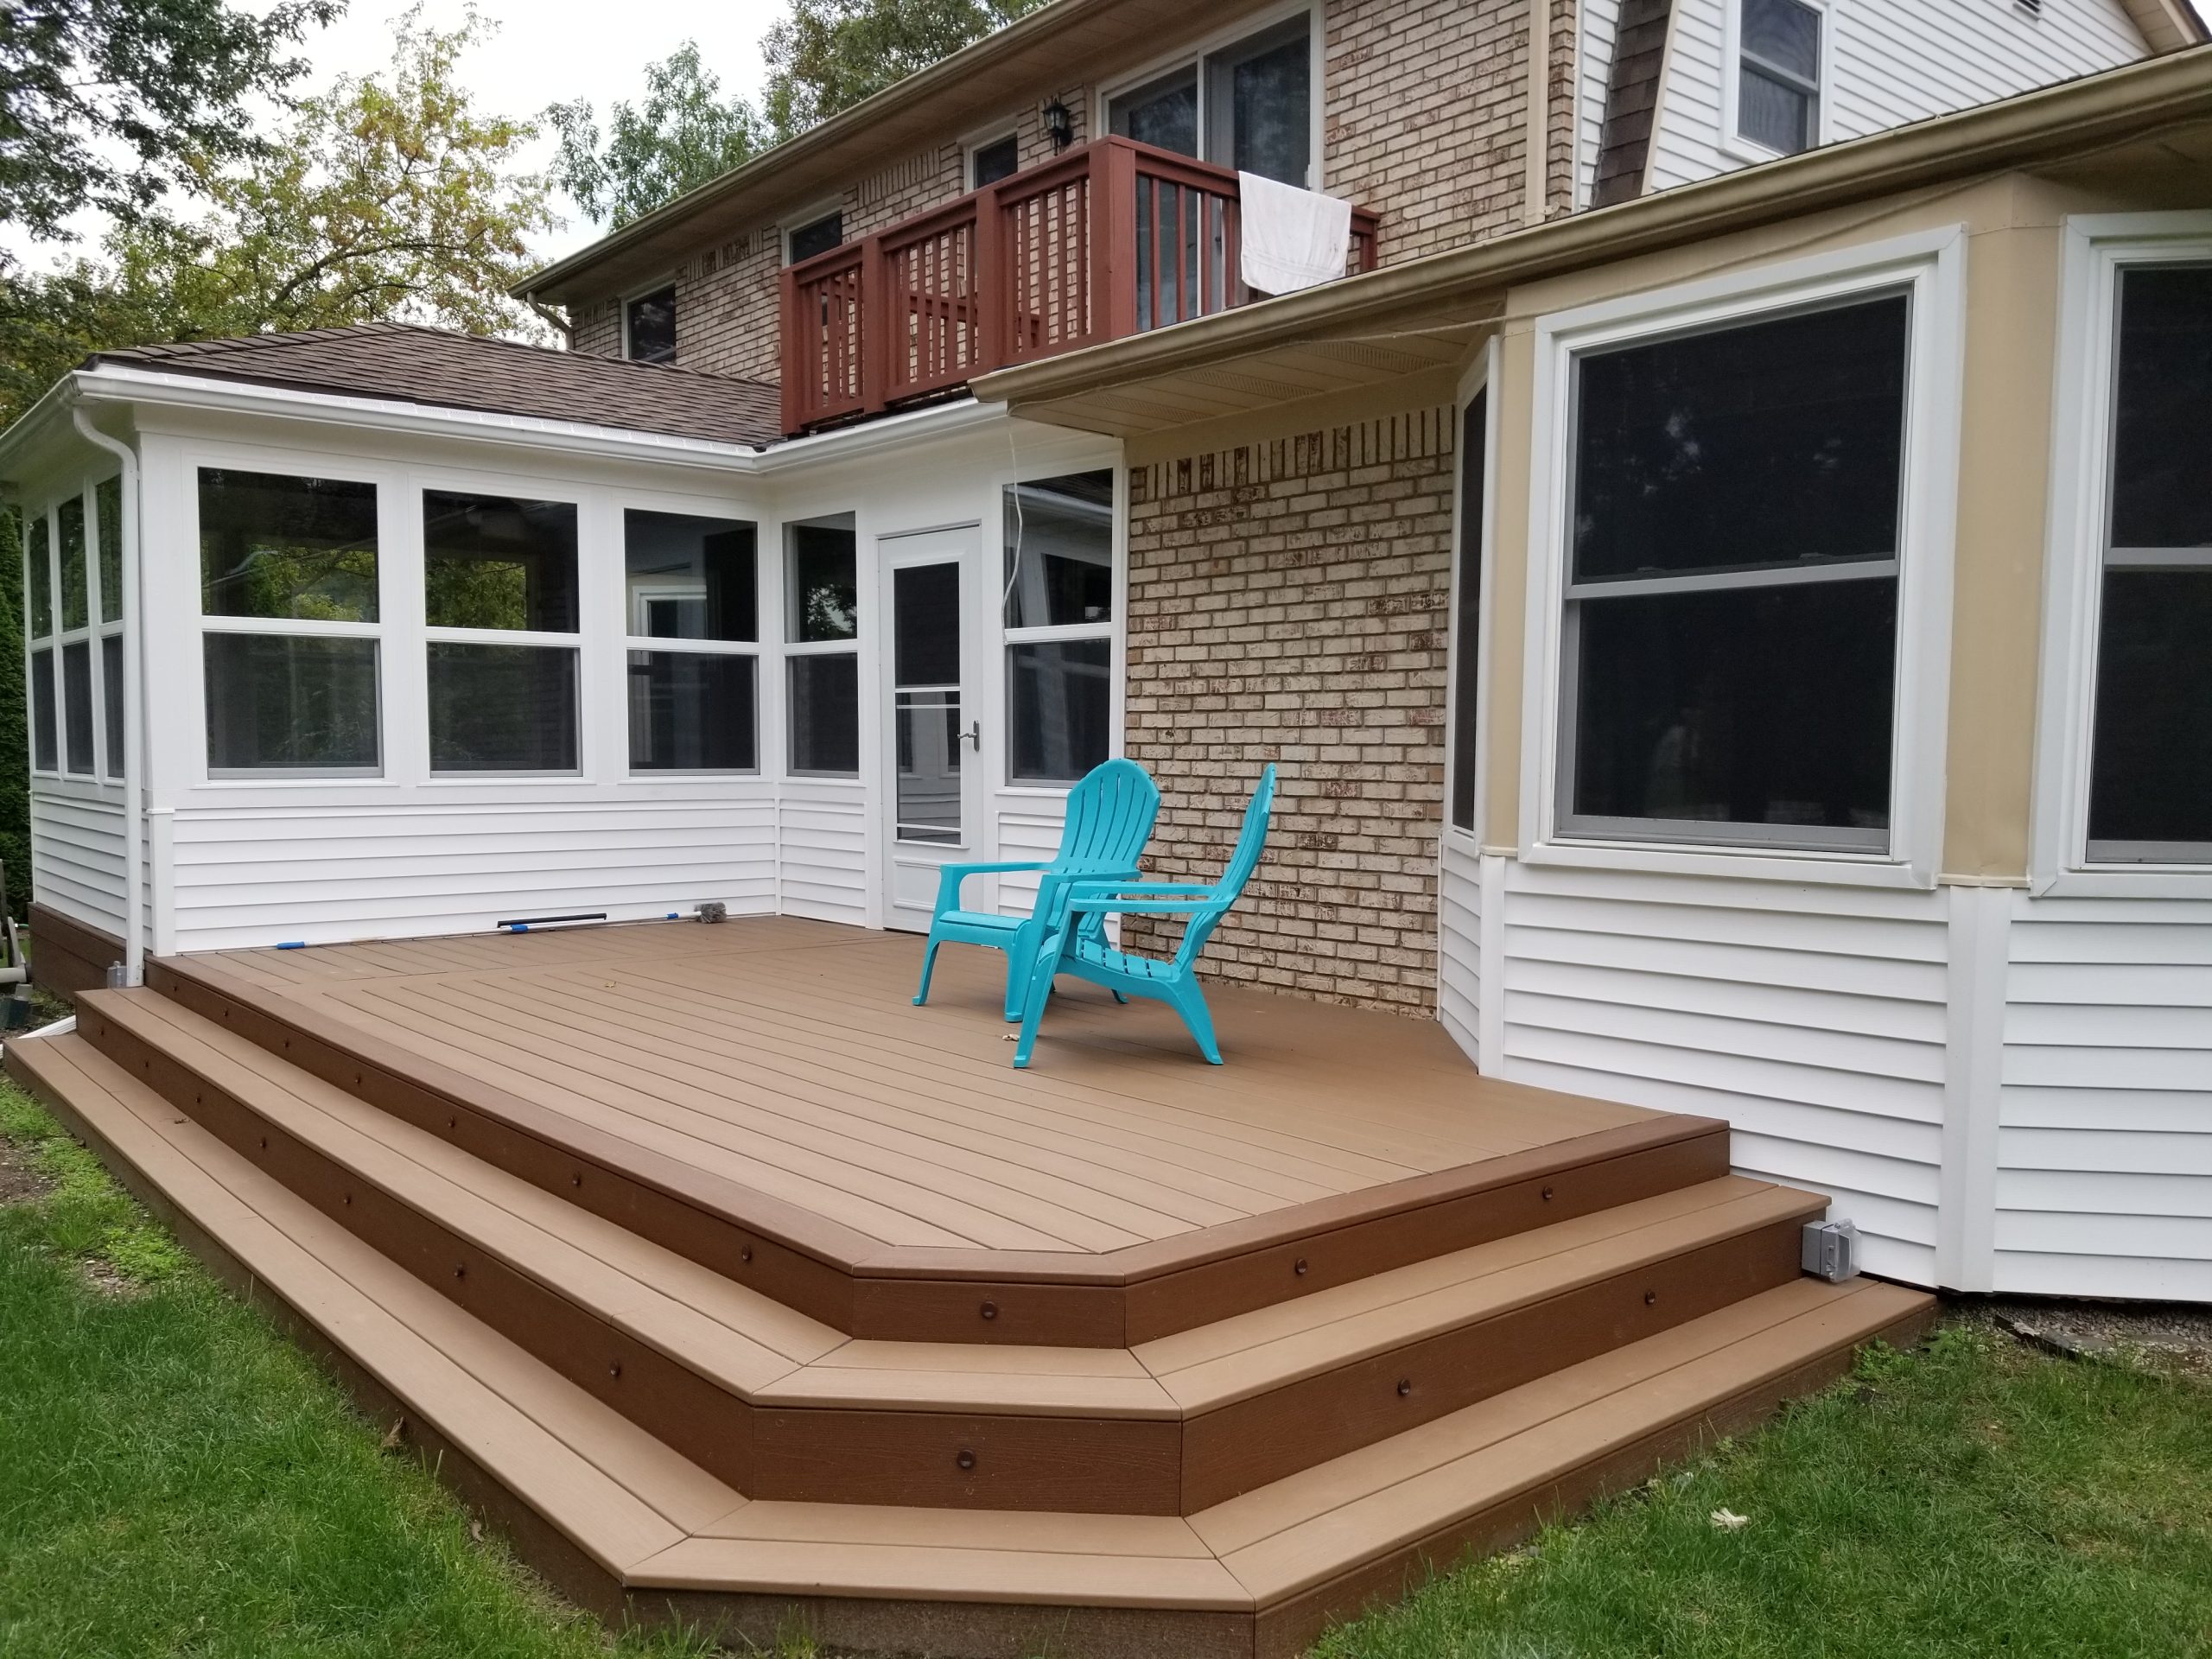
[47, 364, 1011, 481]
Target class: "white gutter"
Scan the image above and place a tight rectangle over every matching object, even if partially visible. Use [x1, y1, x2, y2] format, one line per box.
[69, 408, 145, 988]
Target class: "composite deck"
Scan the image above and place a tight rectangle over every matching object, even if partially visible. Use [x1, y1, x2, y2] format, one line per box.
[10, 915, 1936, 1656]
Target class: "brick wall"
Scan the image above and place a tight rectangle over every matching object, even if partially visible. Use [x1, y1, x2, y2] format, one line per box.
[1122, 406, 1457, 1013]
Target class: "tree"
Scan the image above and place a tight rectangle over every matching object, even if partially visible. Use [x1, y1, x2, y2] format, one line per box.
[0, 0, 342, 242]
[0, 6, 556, 427]
[761, 0, 1051, 137]
[548, 42, 766, 230]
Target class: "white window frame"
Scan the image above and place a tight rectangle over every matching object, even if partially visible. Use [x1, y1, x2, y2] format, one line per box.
[1444, 338, 1500, 855]
[1094, 0, 1322, 190]
[194, 458, 389, 781]
[964, 125, 1022, 191]
[784, 511, 861, 778]
[783, 200, 846, 267]
[420, 480, 584, 779]
[2031, 211, 2212, 899]
[618, 499, 763, 778]
[619, 279, 678, 364]
[1001, 470, 1117, 786]
[1720, 0, 1833, 167]
[1519, 226, 1966, 889]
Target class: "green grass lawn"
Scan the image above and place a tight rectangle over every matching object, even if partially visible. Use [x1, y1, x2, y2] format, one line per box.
[2, 1071, 2208, 1659]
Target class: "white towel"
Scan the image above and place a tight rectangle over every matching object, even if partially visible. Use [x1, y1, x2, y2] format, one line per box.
[1236, 171, 1354, 297]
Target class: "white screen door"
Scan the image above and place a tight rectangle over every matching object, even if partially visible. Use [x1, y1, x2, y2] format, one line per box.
[880, 525, 982, 931]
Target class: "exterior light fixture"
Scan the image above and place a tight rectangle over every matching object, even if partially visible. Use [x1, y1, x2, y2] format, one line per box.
[1042, 99, 1073, 151]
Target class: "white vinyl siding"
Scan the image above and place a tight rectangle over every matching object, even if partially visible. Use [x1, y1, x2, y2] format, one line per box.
[777, 782, 869, 925]
[30, 791, 130, 938]
[1438, 838, 1484, 1061]
[1576, 0, 1626, 210]
[1647, 0, 2149, 194]
[1998, 892, 2212, 1301]
[1488, 862, 1948, 1284]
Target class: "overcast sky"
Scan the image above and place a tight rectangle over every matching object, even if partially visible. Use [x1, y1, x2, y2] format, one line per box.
[6, 0, 2209, 272]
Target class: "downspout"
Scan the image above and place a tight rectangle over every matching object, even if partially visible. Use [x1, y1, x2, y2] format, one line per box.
[70, 406, 145, 988]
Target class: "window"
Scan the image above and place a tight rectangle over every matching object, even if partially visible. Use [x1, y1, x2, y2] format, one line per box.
[1558, 293, 1910, 852]
[1737, 0, 1821, 156]
[788, 210, 843, 265]
[1108, 14, 1311, 187]
[423, 490, 578, 772]
[96, 475, 123, 779]
[54, 499, 94, 775]
[24, 510, 53, 773]
[2083, 263, 2212, 861]
[25, 510, 51, 640]
[199, 468, 383, 775]
[1450, 390, 1488, 834]
[624, 508, 759, 772]
[626, 286, 677, 364]
[786, 514, 859, 774]
[1004, 471, 1113, 783]
[970, 133, 1020, 188]
[57, 496, 86, 634]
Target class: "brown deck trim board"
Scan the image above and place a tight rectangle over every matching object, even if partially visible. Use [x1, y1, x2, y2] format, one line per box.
[27, 903, 124, 1000]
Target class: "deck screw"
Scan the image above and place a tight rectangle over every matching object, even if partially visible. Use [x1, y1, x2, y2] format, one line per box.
[1294, 1257, 1309, 1277]
[454, 1263, 467, 1281]
[1396, 1377, 1413, 1397]
[1644, 1289, 1658, 1306]
[1541, 1185, 1555, 1202]
[446, 1116, 456, 1131]
[609, 1362, 622, 1380]
[570, 1173, 582, 1188]
[980, 1300, 998, 1321]
[258, 1135, 268, 1151]
[741, 1246, 754, 1264]
[956, 1449, 976, 1471]
[342, 1193, 353, 1206]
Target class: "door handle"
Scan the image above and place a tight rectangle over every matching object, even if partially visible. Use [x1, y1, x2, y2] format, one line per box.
[959, 721, 982, 749]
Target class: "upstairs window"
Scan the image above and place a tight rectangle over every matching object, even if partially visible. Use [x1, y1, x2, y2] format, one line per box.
[1108, 14, 1312, 188]
[1737, 0, 1821, 156]
[969, 133, 1020, 188]
[787, 210, 843, 265]
[625, 286, 677, 363]
[2084, 264, 2212, 861]
[1558, 293, 1911, 853]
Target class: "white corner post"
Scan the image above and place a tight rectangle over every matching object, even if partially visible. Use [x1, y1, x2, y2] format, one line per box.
[70, 402, 146, 988]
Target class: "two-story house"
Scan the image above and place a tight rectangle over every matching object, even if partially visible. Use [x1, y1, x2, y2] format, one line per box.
[4, 4, 2212, 1645]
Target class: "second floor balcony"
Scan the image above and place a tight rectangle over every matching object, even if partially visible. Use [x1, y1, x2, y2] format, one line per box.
[779, 137, 1379, 436]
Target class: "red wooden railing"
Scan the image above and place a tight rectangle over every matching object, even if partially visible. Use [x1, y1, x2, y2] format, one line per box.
[779, 137, 1380, 435]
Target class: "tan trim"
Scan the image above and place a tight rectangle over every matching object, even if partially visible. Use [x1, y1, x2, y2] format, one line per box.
[1122, 364, 1471, 464]
[976, 48, 2212, 416]
[1524, 0, 1551, 228]
[2122, 0, 2207, 54]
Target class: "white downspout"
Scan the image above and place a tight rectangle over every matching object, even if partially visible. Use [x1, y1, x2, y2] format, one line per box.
[70, 405, 145, 988]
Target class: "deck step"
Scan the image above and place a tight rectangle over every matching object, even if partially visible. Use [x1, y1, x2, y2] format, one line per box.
[68, 986, 1820, 1513]
[4, 1025, 1932, 1659]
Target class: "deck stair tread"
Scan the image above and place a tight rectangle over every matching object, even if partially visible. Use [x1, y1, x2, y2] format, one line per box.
[10, 1025, 1924, 1620]
[78, 986, 1818, 1427]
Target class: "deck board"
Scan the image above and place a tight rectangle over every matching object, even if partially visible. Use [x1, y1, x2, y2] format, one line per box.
[193, 918, 1654, 1264]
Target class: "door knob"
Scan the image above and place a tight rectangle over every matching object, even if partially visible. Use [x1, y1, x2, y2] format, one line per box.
[960, 721, 982, 749]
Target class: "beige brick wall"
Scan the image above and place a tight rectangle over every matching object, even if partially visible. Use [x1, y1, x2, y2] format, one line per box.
[1122, 406, 1457, 1013]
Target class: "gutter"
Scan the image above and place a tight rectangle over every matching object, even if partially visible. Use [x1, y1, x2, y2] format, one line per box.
[974, 44, 2212, 410]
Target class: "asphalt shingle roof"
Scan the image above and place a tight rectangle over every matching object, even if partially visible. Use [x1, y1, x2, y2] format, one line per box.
[87, 321, 783, 448]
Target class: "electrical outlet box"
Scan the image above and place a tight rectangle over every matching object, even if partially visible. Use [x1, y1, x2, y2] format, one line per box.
[1801, 1218, 1859, 1282]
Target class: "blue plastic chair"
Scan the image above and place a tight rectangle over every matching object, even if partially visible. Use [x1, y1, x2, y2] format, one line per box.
[912, 757, 1160, 1020]
[1012, 765, 1276, 1069]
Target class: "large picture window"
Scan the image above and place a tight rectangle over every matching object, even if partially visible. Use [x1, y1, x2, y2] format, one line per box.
[624, 508, 759, 772]
[199, 467, 382, 775]
[1108, 14, 1312, 188]
[2084, 263, 2212, 861]
[1003, 471, 1113, 783]
[1558, 292, 1910, 852]
[786, 514, 860, 775]
[423, 490, 578, 772]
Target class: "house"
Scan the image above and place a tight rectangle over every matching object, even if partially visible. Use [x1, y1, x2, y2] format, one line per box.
[3, 2, 2209, 1651]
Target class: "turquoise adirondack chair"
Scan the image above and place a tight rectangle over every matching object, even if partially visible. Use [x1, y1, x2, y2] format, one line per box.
[1011, 766, 1276, 1069]
[912, 757, 1160, 1020]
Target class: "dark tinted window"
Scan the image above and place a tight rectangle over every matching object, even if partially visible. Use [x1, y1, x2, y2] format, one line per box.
[1005, 472, 1113, 628]
[2088, 571, 2212, 849]
[29, 648, 54, 771]
[62, 640, 92, 773]
[58, 497, 86, 632]
[628, 651, 757, 772]
[423, 491, 577, 632]
[101, 633, 123, 779]
[97, 475, 122, 622]
[971, 134, 1020, 188]
[790, 655, 859, 774]
[1008, 639, 1110, 783]
[1450, 391, 1487, 834]
[1739, 0, 1820, 155]
[626, 285, 677, 363]
[789, 211, 843, 264]
[25, 514, 49, 638]
[894, 562, 961, 688]
[1224, 30, 1309, 184]
[624, 510, 756, 641]
[1110, 67, 1198, 155]
[427, 642, 577, 772]
[1572, 296, 1908, 583]
[2109, 264, 2212, 550]
[788, 519, 857, 642]
[200, 469, 378, 622]
[204, 634, 380, 772]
